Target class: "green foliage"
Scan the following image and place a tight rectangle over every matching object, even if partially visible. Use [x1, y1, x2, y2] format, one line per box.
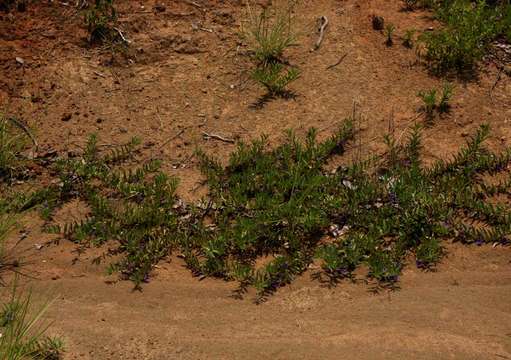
[8, 119, 506, 299]
[42, 135, 183, 286]
[188, 121, 355, 297]
[385, 24, 396, 46]
[419, 0, 511, 74]
[416, 237, 443, 269]
[251, 62, 299, 96]
[192, 122, 511, 295]
[438, 82, 454, 112]
[84, 0, 117, 44]
[315, 124, 510, 288]
[403, 29, 416, 48]
[241, 0, 297, 64]
[242, 0, 300, 98]
[35, 123, 511, 298]
[417, 83, 454, 121]
[0, 281, 64, 360]
[0, 115, 27, 181]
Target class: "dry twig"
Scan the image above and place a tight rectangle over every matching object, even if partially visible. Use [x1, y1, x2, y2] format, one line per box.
[202, 131, 235, 143]
[326, 52, 348, 70]
[313, 16, 329, 51]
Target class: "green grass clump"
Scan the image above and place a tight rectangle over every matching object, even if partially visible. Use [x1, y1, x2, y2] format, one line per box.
[241, 0, 297, 64]
[84, 0, 117, 44]
[385, 24, 396, 46]
[0, 115, 28, 181]
[402, 29, 416, 48]
[417, 82, 453, 121]
[242, 0, 300, 99]
[251, 62, 299, 96]
[419, 0, 511, 74]
[0, 282, 64, 360]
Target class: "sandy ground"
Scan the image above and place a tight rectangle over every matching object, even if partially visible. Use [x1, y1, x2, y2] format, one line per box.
[18, 241, 511, 360]
[1, 0, 511, 358]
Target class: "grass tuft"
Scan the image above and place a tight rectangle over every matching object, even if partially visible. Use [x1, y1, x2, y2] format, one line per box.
[417, 82, 454, 121]
[0, 281, 64, 360]
[242, 0, 300, 99]
[241, 0, 298, 64]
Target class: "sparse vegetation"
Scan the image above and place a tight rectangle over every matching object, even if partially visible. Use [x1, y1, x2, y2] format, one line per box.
[241, 0, 297, 64]
[251, 62, 299, 96]
[242, 0, 299, 99]
[417, 83, 454, 121]
[418, 0, 511, 74]
[2, 0, 511, 355]
[36, 121, 511, 299]
[28, 135, 183, 287]
[402, 29, 416, 48]
[0, 281, 64, 360]
[84, 0, 118, 44]
[191, 123, 511, 296]
[385, 24, 396, 46]
[0, 115, 28, 182]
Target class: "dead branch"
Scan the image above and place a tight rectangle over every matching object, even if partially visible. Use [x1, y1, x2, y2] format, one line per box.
[159, 128, 186, 149]
[202, 131, 235, 143]
[326, 53, 348, 70]
[113, 27, 131, 44]
[313, 16, 329, 51]
[489, 66, 504, 103]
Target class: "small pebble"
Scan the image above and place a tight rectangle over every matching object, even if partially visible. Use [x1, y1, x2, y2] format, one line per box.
[154, 4, 166, 12]
[61, 113, 72, 122]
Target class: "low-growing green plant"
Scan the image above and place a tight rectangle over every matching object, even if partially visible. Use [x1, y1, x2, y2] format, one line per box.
[186, 122, 511, 297]
[0, 281, 64, 359]
[416, 237, 443, 270]
[241, 0, 298, 64]
[417, 82, 453, 121]
[84, 0, 117, 44]
[385, 24, 396, 46]
[251, 62, 299, 96]
[417, 88, 438, 121]
[36, 122, 511, 299]
[403, 29, 416, 48]
[419, 0, 510, 74]
[242, 0, 300, 100]
[315, 124, 511, 288]
[189, 121, 356, 298]
[40, 135, 184, 286]
[438, 82, 454, 112]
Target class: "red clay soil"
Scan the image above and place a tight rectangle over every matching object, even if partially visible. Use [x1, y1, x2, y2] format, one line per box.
[1, 0, 511, 359]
